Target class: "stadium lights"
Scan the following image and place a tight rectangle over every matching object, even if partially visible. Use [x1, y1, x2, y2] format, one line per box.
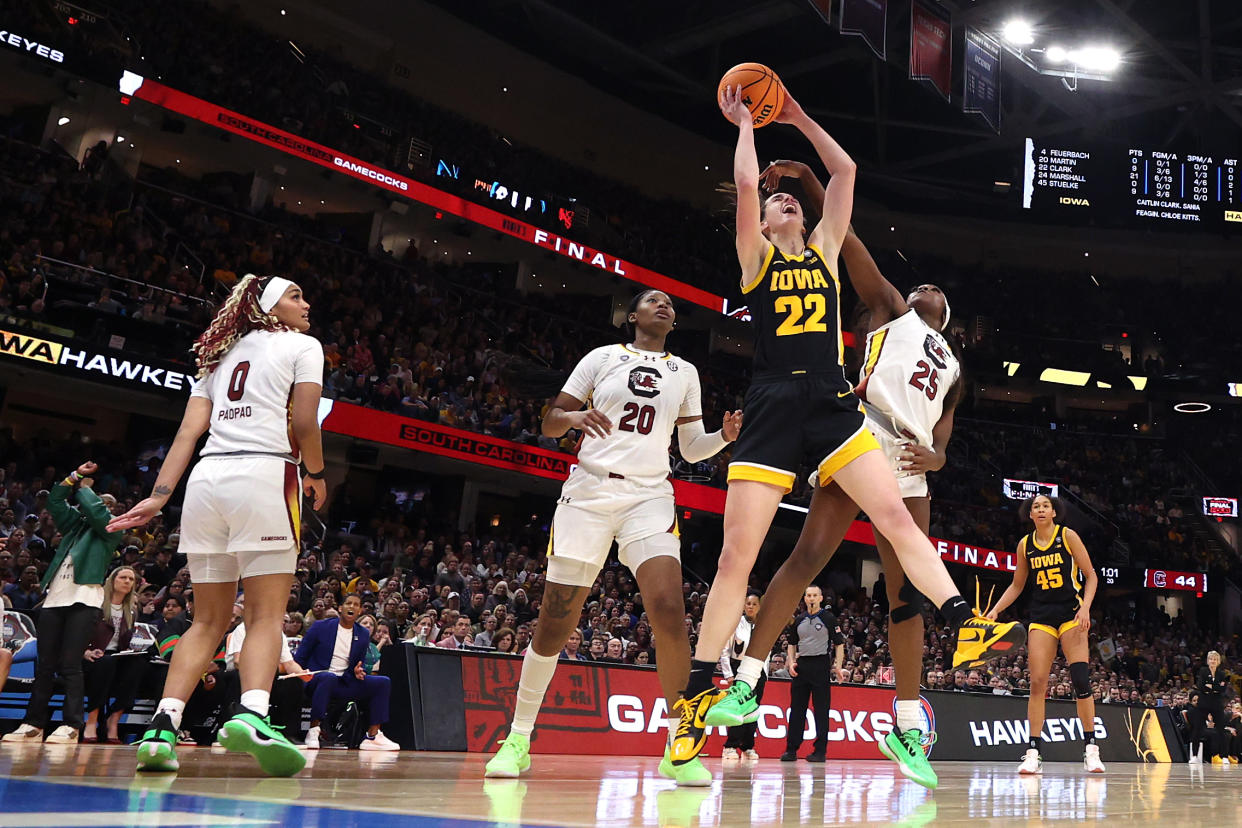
[1173, 402, 1211, 414]
[1071, 46, 1121, 72]
[116, 135, 125, 143]
[57, 116, 70, 126]
[1046, 45, 1069, 63]
[1002, 20, 1035, 46]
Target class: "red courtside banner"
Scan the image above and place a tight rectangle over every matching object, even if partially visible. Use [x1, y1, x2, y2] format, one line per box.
[457, 652, 1179, 762]
[910, 0, 952, 101]
[117, 74, 726, 315]
[318, 400, 1022, 571]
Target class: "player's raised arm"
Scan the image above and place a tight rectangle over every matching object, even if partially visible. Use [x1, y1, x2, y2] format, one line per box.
[721, 84, 769, 288]
[841, 229, 908, 326]
[775, 92, 856, 262]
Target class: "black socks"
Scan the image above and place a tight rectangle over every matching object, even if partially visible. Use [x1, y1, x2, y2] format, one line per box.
[685, 660, 717, 698]
[940, 595, 972, 630]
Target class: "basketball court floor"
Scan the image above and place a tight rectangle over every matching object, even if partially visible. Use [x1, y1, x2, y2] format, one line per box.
[1, 746, 1238, 827]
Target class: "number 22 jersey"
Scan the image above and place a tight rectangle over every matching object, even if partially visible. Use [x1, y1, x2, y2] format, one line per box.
[560, 344, 702, 486]
[741, 243, 849, 386]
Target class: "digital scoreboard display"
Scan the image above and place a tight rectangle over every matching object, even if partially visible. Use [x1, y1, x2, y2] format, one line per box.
[1022, 138, 1242, 230]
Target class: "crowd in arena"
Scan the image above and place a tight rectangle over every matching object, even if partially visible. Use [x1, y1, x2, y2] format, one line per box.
[3, 427, 1238, 750]
[1, 1, 1239, 762]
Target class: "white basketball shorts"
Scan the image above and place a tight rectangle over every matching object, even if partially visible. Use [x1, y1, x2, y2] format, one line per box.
[865, 417, 930, 499]
[180, 455, 301, 583]
[548, 466, 679, 575]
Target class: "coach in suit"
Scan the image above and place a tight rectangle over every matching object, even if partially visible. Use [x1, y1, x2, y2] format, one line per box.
[295, 593, 399, 750]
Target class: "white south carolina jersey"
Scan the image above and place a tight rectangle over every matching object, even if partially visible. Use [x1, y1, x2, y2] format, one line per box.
[191, 329, 324, 460]
[855, 310, 959, 448]
[561, 343, 702, 486]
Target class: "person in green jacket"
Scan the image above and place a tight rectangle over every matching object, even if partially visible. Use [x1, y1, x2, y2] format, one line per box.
[2, 462, 123, 744]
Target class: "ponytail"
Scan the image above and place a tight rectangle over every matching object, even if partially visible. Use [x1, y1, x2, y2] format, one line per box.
[191, 274, 284, 377]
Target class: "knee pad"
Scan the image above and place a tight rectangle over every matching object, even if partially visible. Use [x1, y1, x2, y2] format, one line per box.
[889, 580, 925, 624]
[1070, 661, 1091, 699]
[545, 556, 602, 588]
[618, 532, 680, 573]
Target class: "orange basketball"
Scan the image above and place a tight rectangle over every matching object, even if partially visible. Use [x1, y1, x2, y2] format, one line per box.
[717, 62, 786, 128]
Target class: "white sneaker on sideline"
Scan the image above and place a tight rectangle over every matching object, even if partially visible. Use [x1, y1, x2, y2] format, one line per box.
[743, 749, 760, 761]
[1084, 743, 1105, 773]
[721, 747, 741, 761]
[1018, 748, 1043, 775]
[304, 726, 321, 750]
[1, 724, 43, 743]
[359, 730, 400, 751]
[44, 726, 79, 744]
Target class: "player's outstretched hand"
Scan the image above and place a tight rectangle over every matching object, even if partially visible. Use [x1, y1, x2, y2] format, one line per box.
[303, 475, 327, 511]
[572, 409, 613, 439]
[106, 498, 163, 532]
[773, 90, 806, 125]
[722, 410, 744, 441]
[719, 84, 753, 127]
[760, 160, 810, 193]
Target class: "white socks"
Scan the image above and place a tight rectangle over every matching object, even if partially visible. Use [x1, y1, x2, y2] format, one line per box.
[735, 656, 764, 689]
[509, 649, 559, 738]
[240, 689, 271, 717]
[896, 699, 924, 733]
[155, 698, 186, 730]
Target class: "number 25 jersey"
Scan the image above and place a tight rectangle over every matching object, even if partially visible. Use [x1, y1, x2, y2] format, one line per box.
[855, 309, 960, 448]
[741, 243, 849, 387]
[561, 344, 702, 486]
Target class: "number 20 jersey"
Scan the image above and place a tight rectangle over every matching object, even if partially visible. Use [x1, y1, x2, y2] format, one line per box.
[560, 344, 702, 486]
[855, 310, 960, 448]
[741, 243, 849, 387]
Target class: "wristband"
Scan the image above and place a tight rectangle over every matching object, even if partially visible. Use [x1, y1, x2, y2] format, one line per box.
[69, 471, 82, 482]
[304, 468, 326, 480]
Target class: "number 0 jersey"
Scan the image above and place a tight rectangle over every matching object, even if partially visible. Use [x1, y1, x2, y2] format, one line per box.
[1024, 524, 1085, 607]
[190, 329, 324, 460]
[741, 243, 849, 386]
[855, 309, 960, 448]
[561, 344, 702, 486]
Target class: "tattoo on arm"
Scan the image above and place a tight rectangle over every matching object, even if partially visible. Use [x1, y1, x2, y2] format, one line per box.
[543, 584, 582, 620]
[153, 485, 172, 497]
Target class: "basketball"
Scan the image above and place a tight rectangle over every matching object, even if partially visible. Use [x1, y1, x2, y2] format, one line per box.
[718, 62, 786, 128]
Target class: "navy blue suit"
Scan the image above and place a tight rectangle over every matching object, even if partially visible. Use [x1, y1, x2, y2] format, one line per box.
[295, 618, 390, 726]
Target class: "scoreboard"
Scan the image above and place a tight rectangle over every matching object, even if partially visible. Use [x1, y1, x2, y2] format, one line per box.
[1022, 138, 1242, 230]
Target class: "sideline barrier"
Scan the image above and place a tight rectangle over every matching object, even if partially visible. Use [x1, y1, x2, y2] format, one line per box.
[389, 647, 1184, 763]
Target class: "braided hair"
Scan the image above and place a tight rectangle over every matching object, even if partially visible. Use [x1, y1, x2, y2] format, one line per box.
[191, 274, 286, 378]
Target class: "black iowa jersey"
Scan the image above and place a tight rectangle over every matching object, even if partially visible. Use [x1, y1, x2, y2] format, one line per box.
[1024, 525, 1084, 606]
[742, 243, 848, 383]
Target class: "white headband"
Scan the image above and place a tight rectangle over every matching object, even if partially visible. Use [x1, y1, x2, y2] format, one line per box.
[258, 276, 295, 313]
[941, 297, 951, 331]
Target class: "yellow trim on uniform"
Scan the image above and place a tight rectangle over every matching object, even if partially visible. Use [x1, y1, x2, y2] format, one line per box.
[816, 425, 881, 487]
[862, 328, 888, 379]
[622, 343, 670, 359]
[741, 244, 776, 294]
[546, 524, 556, 557]
[727, 462, 796, 494]
[1032, 524, 1061, 552]
[1029, 618, 1080, 639]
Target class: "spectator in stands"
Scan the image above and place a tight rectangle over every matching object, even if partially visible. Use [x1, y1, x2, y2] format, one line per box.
[283, 612, 305, 640]
[4, 462, 122, 745]
[560, 629, 588, 661]
[295, 593, 399, 751]
[493, 628, 517, 654]
[3, 566, 42, 612]
[83, 566, 146, 743]
[473, 614, 498, 648]
[437, 615, 473, 650]
[345, 563, 378, 595]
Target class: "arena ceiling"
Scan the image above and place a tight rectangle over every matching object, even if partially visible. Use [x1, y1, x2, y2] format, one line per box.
[433, 0, 1242, 207]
